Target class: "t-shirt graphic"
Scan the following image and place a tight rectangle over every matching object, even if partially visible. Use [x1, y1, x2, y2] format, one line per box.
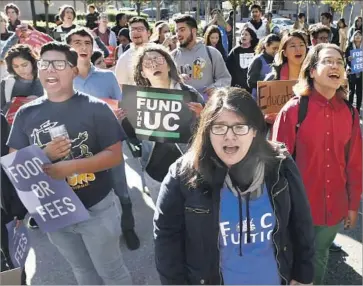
[239, 53, 254, 69]
[30, 120, 95, 191]
[180, 57, 206, 80]
[219, 185, 280, 284]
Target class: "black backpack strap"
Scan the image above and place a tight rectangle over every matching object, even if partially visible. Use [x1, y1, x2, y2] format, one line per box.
[292, 96, 309, 160]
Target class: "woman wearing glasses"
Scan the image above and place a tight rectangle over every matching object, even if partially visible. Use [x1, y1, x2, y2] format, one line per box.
[154, 87, 315, 285]
[0, 44, 43, 112]
[132, 44, 204, 201]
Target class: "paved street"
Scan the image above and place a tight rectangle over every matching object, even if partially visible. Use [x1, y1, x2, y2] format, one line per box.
[22, 143, 362, 285]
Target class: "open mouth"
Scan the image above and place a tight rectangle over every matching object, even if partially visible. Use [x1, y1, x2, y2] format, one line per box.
[46, 77, 59, 85]
[153, 71, 162, 76]
[295, 54, 303, 59]
[79, 53, 88, 58]
[328, 73, 340, 79]
[223, 146, 239, 154]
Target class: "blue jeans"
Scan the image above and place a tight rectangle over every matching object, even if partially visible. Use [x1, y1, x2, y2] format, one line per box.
[47, 191, 132, 285]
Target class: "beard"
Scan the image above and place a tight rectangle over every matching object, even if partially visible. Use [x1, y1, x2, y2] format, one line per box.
[179, 33, 194, 48]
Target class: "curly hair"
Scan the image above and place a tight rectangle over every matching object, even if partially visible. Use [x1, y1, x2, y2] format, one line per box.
[5, 44, 38, 79]
[134, 44, 181, 86]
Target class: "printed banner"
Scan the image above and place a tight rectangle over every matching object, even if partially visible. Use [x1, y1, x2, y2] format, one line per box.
[257, 80, 296, 115]
[0, 145, 90, 232]
[6, 221, 30, 268]
[19, 30, 53, 55]
[350, 49, 363, 73]
[121, 85, 196, 143]
[5, 97, 33, 125]
[104, 46, 116, 66]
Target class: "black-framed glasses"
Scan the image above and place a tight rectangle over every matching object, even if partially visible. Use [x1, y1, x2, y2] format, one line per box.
[37, 60, 74, 71]
[131, 26, 146, 33]
[318, 58, 345, 68]
[142, 56, 165, 68]
[211, 124, 251, 136]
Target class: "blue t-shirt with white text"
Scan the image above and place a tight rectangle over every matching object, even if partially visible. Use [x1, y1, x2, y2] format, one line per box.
[219, 185, 280, 284]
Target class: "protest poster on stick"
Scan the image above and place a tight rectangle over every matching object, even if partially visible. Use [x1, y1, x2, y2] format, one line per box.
[0, 145, 90, 233]
[5, 97, 34, 124]
[19, 29, 53, 55]
[121, 85, 196, 143]
[257, 80, 296, 115]
[6, 221, 30, 268]
[350, 49, 363, 73]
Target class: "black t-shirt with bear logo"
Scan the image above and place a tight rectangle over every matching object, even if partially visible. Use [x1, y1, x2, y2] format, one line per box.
[7, 92, 126, 208]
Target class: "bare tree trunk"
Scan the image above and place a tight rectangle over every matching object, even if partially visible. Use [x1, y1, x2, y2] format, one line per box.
[232, 4, 236, 47]
[73, 0, 76, 10]
[180, 0, 185, 14]
[45, 2, 49, 34]
[205, 0, 210, 23]
[30, 0, 37, 28]
[307, 2, 309, 25]
[136, 2, 141, 15]
[196, 0, 200, 24]
[349, 3, 354, 27]
[156, 0, 161, 21]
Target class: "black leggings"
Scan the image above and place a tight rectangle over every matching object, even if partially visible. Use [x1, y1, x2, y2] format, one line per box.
[348, 75, 362, 112]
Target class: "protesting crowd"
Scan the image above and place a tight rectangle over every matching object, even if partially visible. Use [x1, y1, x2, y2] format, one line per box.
[0, 2, 362, 285]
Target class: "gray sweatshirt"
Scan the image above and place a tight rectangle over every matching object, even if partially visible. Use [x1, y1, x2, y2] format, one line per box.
[171, 41, 231, 91]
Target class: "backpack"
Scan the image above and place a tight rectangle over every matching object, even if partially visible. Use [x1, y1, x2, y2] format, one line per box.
[292, 95, 355, 159]
[206, 46, 216, 82]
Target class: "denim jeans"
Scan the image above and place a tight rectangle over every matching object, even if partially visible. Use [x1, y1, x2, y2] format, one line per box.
[111, 160, 135, 231]
[47, 191, 132, 285]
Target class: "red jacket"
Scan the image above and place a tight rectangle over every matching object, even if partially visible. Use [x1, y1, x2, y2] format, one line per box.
[272, 89, 362, 226]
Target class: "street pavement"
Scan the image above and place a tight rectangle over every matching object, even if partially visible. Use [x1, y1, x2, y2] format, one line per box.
[21, 141, 363, 285]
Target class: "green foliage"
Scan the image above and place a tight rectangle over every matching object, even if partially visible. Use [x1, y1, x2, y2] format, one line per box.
[321, 0, 354, 12]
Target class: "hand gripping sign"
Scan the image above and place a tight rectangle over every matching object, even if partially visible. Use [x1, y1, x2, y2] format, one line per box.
[1, 145, 90, 232]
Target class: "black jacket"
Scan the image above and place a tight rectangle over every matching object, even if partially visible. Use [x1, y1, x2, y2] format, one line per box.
[154, 154, 314, 285]
[1, 113, 27, 223]
[85, 12, 99, 30]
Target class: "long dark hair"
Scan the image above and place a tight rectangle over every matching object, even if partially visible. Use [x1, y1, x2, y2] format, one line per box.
[5, 44, 38, 79]
[180, 87, 280, 188]
[134, 44, 181, 86]
[239, 27, 259, 49]
[293, 43, 348, 98]
[204, 25, 225, 58]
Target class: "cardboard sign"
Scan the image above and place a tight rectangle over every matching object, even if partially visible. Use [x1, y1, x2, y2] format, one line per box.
[0, 145, 90, 232]
[104, 46, 116, 66]
[19, 30, 53, 55]
[101, 98, 119, 111]
[5, 97, 33, 124]
[350, 48, 363, 73]
[0, 268, 22, 285]
[121, 85, 196, 143]
[257, 80, 296, 115]
[6, 221, 30, 268]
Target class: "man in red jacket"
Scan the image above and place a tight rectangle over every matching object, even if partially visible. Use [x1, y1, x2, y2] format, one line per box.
[273, 43, 362, 285]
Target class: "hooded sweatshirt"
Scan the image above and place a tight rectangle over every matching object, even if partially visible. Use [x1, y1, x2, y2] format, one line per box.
[171, 41, 231, 92]
[345, 30, 363, 78]
[219, 157, 280, 284]
[347, 17, 363, 44]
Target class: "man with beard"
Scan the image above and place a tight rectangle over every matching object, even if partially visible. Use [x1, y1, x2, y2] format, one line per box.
[172, 14, 231, 99]
[245, 4, 269, 40]
[115, 17, 151, 90]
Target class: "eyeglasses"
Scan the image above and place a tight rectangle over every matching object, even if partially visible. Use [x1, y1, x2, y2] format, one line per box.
[317, 36, 329, 42]
[318, 58, 345, 68]
[37, 60, 74, 71]
[211, 124, 251, 136]
[142, 56, 165, 68]
[131, 26, 146, 33]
